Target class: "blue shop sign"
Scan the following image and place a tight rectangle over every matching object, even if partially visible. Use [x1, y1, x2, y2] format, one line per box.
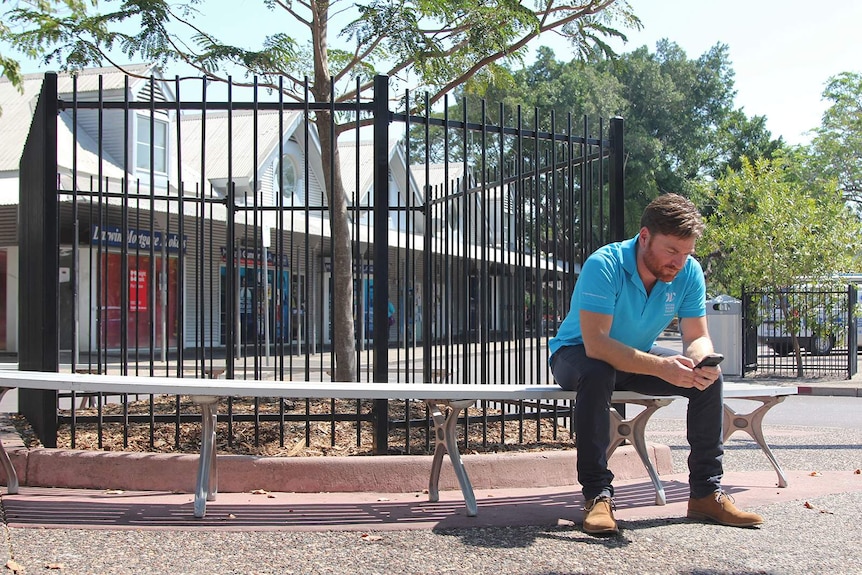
[91, 225, 187, 253]
[219, 246, 290, 268]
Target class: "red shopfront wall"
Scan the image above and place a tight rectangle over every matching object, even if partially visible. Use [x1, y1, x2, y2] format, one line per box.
[99, 253, 179, 350]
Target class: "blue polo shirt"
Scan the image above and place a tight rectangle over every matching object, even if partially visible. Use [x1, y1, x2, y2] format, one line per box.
[549, 235, 706, 358]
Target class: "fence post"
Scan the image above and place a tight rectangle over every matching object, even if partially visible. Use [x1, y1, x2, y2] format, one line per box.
[226, 181, 236, 378]
[18, 73, 60, 447]
[608, 116, 626, 418]
[372, 75, 390, 454]
[609, 117, 625, 243]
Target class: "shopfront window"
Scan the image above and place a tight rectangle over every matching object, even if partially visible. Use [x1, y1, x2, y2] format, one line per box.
[99, 253, 179, 350]
[219, 266, 290, 346]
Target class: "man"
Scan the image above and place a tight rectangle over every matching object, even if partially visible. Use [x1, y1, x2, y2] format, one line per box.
[549, 193, 762, 536]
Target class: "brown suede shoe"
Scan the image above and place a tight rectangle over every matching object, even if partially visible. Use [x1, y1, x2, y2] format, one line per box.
[583, 496, 619, 535]
[687, 490, 764, 527]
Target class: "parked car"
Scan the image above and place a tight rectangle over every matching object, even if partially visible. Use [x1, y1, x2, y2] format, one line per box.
[758, 311, 836, 355]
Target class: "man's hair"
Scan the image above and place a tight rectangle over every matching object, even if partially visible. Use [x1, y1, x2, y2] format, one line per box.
[640, 193, 705, 239]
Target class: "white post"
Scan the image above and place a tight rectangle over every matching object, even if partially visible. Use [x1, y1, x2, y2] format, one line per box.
[155, 213, 169, 364]
[235, 246, 242, 360]
[262, 225, 271, 368]
[160, 250, 167, 364]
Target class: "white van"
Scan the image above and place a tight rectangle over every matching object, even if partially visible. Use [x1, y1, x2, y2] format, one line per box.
[756, 282, 862, 355]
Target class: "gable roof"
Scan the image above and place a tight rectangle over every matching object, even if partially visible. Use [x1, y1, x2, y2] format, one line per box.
[338, 139, 420, 206]
[55, 63, 160, 94]
[0, 63, 163, 173]
[410, 162, 468, 204]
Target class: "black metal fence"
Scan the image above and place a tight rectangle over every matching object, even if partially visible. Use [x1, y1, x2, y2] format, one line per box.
[18, 70, 624, 454]
[742, 285, 857, 379]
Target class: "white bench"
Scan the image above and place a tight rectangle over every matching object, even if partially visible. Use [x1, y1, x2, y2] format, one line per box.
[0, 371, 796, 518]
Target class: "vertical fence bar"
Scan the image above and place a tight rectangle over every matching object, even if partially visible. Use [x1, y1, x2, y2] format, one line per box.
[422, 94, 433, 386]
[372, 74, 390, 453]
[607, 116, 626, 417]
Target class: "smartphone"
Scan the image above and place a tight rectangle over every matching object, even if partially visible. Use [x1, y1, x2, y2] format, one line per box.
[695, 353, 724, 368]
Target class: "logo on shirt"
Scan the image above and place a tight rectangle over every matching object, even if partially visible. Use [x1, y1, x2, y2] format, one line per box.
[665, 291, 676, 315]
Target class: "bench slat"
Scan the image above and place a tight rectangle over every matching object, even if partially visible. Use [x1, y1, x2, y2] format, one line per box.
[0, 372, 797, 401]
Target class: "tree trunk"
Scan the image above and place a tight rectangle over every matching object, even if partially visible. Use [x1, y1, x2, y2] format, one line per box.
[310, 0, 356, 381]
[316, 116, 356, 381]
[792, 334, 804, 378]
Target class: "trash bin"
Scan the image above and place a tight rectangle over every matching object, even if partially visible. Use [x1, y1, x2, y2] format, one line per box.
[706, 294, 742, 377]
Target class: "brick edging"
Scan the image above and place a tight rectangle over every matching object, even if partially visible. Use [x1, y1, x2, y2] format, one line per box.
[0, 444, 672, 494]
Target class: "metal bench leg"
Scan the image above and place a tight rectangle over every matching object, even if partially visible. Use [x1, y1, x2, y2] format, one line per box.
[193, 396, 219, 518]
[723, 395, 789, 488]
[426, 399, 478, 517]
[427, 410, 446, 504]
[0, 387, 18, 494]
[607, 398, 673, 505]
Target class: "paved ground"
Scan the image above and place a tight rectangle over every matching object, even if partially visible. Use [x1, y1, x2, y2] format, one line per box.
[3, 473, 861, 574]
[1, 376, 859, 574]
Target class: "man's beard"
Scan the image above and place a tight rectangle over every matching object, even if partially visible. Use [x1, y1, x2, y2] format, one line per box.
[642, 242, 681, 282]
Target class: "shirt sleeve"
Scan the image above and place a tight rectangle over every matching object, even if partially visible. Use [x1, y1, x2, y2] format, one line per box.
[576, 251, 619, 316]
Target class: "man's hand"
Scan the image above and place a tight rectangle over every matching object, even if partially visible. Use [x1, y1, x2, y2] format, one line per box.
[691, 362, 721, 390]
[660, 355, 721, 390]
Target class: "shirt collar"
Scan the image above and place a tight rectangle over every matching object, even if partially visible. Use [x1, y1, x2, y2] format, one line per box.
[621, 235, 639, 277]
[621, 235, 647, 295]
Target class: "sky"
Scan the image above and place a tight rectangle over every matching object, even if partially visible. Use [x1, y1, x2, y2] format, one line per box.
[589, 0, 862, 145]
[6, 0, 861, 146]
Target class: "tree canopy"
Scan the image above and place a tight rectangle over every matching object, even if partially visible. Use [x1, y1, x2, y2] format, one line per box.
[451, 40, 785, 235]
[2, 0, 640, 110]
[696, 155, 862, 297]
[695, 155, 862, 374]
[808, 71, 862, 212]
[1, 0, 94, 93]
[1, 0, 640, 380]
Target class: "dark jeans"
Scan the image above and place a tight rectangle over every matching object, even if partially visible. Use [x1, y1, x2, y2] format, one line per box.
[550, 344, 724, 500]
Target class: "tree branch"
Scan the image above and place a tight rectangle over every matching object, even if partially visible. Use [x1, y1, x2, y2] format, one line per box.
[268, 0, 312, 28]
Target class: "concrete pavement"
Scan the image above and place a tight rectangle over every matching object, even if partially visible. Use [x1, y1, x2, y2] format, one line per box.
[2, 469, 859, 532]
[1, 399, 860, 574]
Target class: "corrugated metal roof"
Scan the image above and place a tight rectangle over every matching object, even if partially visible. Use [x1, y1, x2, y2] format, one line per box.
[0, 74, 44, 171]
[338, 138, 412, 205]
[180, 109, 300, 182]
[337, 140, 375, 202]
[410, 162, 467, 203]
[55, 63, 158, 94]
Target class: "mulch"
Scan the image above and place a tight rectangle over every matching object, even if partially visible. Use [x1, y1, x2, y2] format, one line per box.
[10, 395, 577, 457]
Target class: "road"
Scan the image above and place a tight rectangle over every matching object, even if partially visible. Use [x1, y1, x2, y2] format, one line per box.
[650, 394, 862, 429]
